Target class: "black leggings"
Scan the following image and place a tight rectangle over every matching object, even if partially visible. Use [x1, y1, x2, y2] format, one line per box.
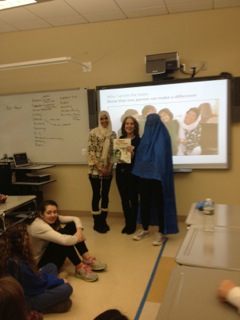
[139, 178, 165, 233]
[89, 175, 112, 212]
[37, 222, 88, 270]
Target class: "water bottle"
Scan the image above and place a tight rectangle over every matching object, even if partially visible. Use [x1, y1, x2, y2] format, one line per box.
[203, 198, 215, 231]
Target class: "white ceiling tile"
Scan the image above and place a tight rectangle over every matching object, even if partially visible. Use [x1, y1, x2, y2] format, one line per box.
[13, 21, 52, 30]
[0, 0, 239, 33]
[125, 7, 168, 18]
[115, 0, 166, 10]
[167, 2, 212, 14]
[26, 0, 81, 19]
[0, 7, 51, 30]
[166, 0, 212, 4]
[0, 20, 18, 32]
[0, 7, 44, 22]
[82, 11, 126, 23]
[65, 0, 121, 14]
[45, 16, 88, 26]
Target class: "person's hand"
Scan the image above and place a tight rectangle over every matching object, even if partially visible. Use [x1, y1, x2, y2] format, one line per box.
[126, 146, 135, 153]
[126, 146, 135, 157]
[101, 167, 109, 175]
[0, 194, 7, 203]
[96, 163, 109, 175]
[74, 228, 86, 242]
[217, 280, 236, 302]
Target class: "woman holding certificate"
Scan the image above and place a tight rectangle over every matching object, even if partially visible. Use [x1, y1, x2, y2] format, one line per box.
[115, 116, 141, 234]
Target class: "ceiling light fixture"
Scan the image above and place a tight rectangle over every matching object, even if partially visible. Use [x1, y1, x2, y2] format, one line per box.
[0, 0, 52, 11]
[0, 57, 83, 70]
[0, 0, 36, 10]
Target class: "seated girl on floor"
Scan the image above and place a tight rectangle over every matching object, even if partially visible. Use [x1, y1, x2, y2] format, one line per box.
[0, 223, 73, 314]
[28, 199, 107, 282]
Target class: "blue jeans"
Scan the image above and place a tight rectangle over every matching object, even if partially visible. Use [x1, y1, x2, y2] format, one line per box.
[26, 263, 73, 312]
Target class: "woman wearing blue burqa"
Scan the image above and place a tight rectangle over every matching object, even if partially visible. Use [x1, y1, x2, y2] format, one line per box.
[132, 113, 179, 245]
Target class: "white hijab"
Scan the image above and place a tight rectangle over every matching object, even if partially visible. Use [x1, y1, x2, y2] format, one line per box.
[92, 110, 113, 163]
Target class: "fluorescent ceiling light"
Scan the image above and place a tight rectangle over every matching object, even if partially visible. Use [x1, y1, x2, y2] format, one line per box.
[0, 0, 36, 10]
[0, 57, 83, 70]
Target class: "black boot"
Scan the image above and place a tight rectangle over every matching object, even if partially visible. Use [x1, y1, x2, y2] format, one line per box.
[125, 223, 137, 235]
[102, 211, 110, 231]
[125, 215, 137, 235]
[93, 214, 107, 234]
[121, 225, 128, 234]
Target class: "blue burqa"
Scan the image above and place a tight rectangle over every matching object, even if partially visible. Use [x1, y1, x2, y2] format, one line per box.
[132, 113, 179, 234]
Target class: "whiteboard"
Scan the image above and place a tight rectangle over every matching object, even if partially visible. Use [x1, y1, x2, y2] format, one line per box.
[0, 88, 90, 164]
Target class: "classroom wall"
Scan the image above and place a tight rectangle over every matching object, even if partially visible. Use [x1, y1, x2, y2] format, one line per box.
[0, 7, 240, 216]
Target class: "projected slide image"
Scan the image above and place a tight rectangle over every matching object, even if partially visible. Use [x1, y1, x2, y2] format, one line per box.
[97, 77, 229, 169]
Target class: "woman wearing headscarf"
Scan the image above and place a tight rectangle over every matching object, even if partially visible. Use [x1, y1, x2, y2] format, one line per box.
[132, 113, 179, 245]
[88, 111, 117, 233]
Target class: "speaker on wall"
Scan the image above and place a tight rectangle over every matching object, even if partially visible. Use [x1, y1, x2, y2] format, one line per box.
[87, 89, 98, 129]
[231, 77, 240, 122]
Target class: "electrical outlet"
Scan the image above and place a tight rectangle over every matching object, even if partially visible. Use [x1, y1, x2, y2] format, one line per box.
[180, 64, 186, 72]
[82, 62, 92, 72]
[200, 61, 207, 70]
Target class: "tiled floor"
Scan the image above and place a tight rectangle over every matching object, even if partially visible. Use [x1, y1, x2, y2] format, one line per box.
[44, 215, 187, 320]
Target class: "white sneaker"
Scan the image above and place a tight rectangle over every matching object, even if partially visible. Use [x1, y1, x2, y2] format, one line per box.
[152, 232, 167, 246]
[133, 229, 150, 241]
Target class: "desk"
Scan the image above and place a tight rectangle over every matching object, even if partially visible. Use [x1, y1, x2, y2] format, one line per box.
[186, 203, 240, 227]
[13, 179, 56, 186]
[156, 265, 240, 320]
[0, 195, 37, 233]
[14, 164, 55, 171]
[175, 225, 240, 271]
[0, 195, 37, 214]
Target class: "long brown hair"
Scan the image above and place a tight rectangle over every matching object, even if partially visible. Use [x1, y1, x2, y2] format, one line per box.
[121, 116, 139, 138]
[0, 223, 39, 277]
[38, 199, 61, 230]
[0, 276, 28, 320]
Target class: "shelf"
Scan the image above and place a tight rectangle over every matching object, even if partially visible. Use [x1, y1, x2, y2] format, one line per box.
[12, 179, 56, 186]
[13, 164, 55, 171]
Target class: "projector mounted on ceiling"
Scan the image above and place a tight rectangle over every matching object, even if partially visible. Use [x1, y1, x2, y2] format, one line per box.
[145, 52, 180, 75]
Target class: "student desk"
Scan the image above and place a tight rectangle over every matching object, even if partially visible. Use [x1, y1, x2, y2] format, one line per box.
[156, 265, 240, 320]
[0, 195, 37, 232]
[0, 195, 37, 214]
[175, 225, 240, 271]
[185, 203, 240, 227]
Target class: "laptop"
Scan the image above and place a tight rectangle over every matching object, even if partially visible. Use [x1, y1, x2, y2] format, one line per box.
[12, 152, 44, 169]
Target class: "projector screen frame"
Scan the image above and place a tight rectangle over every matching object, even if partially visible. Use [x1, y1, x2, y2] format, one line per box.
[96, 75, 231, 170]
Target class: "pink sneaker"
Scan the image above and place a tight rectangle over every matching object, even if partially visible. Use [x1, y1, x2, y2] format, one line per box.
[83, 257, 107, 271]
[75, 263, 98, 282]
